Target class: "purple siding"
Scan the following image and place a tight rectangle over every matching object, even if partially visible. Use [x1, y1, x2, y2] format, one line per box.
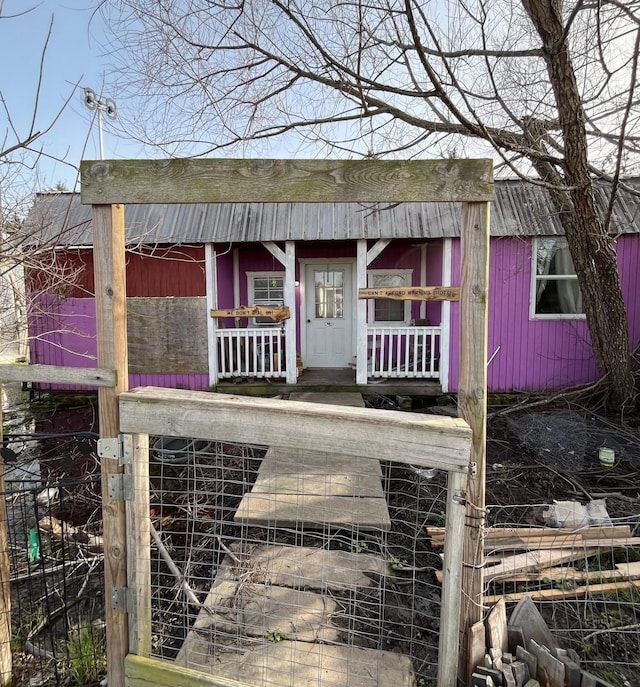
[449, 236, 638, 392]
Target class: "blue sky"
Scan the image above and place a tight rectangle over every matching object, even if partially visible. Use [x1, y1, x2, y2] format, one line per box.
[1, 0, 144, 192]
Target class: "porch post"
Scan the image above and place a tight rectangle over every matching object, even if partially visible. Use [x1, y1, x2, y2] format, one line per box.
[205, 244, 219, 386]
[284, 241, 297, 384]
[440, 238, 452, 393]
[356, 240, 368, 384]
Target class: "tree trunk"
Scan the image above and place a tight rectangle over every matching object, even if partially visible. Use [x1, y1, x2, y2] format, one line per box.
[522, 0, 634, 410]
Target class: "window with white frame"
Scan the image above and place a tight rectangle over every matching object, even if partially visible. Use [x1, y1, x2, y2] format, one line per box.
[532, 238, 584, 318]
[367, 270, 412, 324]
[248, 272, 285, 324]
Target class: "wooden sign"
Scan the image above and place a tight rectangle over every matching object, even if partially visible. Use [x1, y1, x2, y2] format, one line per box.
[210, 305, 290, 322]
[358, 286, 460, 301]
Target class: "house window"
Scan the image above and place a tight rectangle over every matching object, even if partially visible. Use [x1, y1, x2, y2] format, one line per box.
[367, 270, 412, 324]
[248, 273, 285, 324]
[532, 238, 584, 318]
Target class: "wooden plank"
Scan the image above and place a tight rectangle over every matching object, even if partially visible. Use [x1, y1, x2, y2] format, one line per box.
[487, 563, 640, 584]
[485, 548, 599, 582]
[529, 640, 565, 687]
[485, 536, 640, 553]
[251, 472, 383, 497]
[182, 579, 340, 642]
[93, 203, 129, 687]
[119, 387, 472, 471]
[80, 158, 494, 205]
[125, 434, 151, 657]
[218, 545, 394, 591]
[234, 492, 391, 530]
[128, 297, 208, 374]
[356, 239, 368, 385]
[458, 201, 490, 680]
[358, 286, 460, 301]
[182, 641, 416, 687]
[427, 525, 632, 542]
[0, 388, 11, 686]
[0, 363, 116, 387]
[210, 305, 290, 322]
[258, 448, 382, 476]
[125, 654, 249, 687]
[484, 580, 640, 605]
[284, 242, 297, 384]
[486, 598, 508, 654]
[438, 470, 468, 687]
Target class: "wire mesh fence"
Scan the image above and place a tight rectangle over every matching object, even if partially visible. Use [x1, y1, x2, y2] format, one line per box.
[141, 436, 449, 686]
[2, 429, 106, 687]
[478, 502, 640, 686]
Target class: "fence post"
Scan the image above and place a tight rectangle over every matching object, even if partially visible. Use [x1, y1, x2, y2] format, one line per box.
[438, 469, 467, 686]
[458, 201, 490, 681]
[0, 386, 11, 686]
[93, 203, 129, 687]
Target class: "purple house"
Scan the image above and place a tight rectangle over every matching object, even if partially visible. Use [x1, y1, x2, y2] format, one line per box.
[25, 179, 640, 394]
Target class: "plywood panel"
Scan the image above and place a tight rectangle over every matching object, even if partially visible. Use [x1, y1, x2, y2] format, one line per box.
[127, 298, 208, 374]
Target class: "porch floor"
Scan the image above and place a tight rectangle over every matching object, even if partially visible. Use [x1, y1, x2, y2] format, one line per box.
[215, 367, 442, 397]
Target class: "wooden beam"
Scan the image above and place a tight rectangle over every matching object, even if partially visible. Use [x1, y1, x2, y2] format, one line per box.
[80, 158, 494, 205]
[93, 203, 129, 687]
[366, 238, 391, 265]
[119, 387, 472, 471]
[437, 470, 466, 687]
[0, 363, 116, 386]
[210, 305, 290, 322]
[358, 286, 460, 301]
[125, 654, 250, 687]
[457, 201, 490, 682]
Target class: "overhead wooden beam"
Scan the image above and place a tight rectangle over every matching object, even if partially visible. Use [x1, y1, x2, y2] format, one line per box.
[358, 286, 460, 301]
[210, 305, 290, 322]
[0, 364, 116, 387]
[119, 387, 472, 472]
[80, 158, 494, 205]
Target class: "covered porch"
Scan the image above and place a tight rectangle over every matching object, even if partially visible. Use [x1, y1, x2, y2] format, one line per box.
[209, 237, 453, 390]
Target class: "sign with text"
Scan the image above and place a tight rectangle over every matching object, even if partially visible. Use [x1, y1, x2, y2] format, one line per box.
[210, 305, 290, 322]
[358, 286, 460, 301]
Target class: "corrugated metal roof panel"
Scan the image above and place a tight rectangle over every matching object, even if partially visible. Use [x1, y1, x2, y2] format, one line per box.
[24, 179, 640, 246]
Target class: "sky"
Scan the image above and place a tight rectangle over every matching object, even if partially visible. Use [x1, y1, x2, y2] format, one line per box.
[1, 0, 145, 194]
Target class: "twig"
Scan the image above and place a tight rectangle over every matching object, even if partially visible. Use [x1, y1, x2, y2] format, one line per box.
[216, 535, 243, 565]
[584, 623, 640, 642]
[149, 522, 214, 616]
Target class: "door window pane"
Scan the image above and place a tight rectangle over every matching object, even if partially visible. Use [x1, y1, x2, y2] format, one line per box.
[314, 270, 344, 319]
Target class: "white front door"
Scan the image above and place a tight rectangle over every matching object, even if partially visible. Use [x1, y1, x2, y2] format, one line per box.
[304, 263, 353, 367]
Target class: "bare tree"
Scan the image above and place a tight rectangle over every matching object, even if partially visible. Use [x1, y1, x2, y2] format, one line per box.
[100, 0, 640, 408]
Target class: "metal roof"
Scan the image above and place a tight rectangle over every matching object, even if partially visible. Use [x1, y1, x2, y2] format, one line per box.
[24, 179, 640, 247]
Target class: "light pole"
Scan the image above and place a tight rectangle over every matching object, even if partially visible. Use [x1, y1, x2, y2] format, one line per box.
[82, 88, 117, 160]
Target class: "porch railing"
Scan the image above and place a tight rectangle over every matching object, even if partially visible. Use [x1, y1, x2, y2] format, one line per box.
[216, 327, 286, 379]
[368, 325, 440, 379]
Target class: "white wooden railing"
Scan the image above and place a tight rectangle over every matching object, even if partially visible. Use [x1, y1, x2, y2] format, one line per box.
[216, 327, 286, 379]
[368, 325, 440, 379]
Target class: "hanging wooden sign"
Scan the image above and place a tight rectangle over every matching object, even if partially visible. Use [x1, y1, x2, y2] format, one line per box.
[358, 286, 460, 301]
[210, 305, 290, 322]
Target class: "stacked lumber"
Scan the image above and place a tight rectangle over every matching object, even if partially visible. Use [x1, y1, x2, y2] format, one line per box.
[428, 524, 640, 602]
[470, 597, 616, 687]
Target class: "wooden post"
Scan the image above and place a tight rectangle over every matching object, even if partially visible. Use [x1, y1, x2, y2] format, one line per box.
[458, 201, 490, 681]
[126, 434, 151, 657]
[437, 469, 467, 687]
[93, 203, 129, 687]
[356, 240, 368, 384]
[0, 386, 11, 686]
